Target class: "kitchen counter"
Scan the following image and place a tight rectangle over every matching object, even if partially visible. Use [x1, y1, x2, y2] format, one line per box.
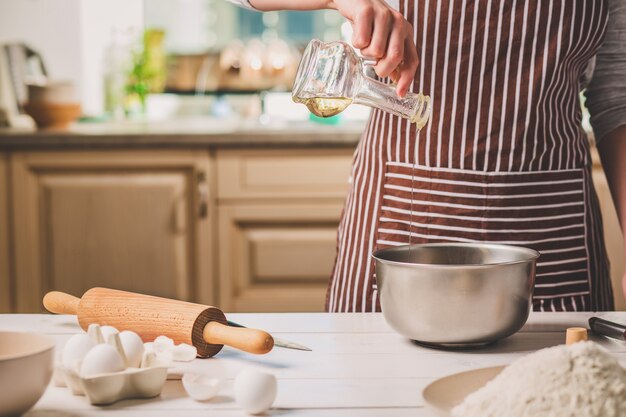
[0, 118, 364, 149]
[3, 312, 626, 416]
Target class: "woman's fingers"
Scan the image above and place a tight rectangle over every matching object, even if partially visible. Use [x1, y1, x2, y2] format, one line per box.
[394, 34, 419, 98]
[360, 7, 393, 59]
[351, 6, 375, 49]
[333, 0, 420, 97]
[373, 12, 405, 78]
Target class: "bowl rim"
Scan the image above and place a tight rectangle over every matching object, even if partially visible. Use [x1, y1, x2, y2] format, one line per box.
[0, 331, 55, 362]
[372, 242, 540, 268]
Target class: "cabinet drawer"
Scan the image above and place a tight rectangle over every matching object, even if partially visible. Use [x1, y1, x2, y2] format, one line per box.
[216, 149, 353, 200]
[218, 203, 343, 312]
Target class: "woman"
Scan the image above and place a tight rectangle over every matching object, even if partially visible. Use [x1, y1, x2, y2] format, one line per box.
[229, 0, 626, 312]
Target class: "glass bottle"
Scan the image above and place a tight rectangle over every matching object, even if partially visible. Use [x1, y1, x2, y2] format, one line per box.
[292, 39, 431, 128]
[103, 28, 131, 120]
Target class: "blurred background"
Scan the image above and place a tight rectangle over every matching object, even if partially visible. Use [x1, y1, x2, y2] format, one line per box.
[0, 0, 369, 124]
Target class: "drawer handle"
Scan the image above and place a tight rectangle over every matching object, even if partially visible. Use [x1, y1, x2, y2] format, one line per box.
[197, 171, 209, 218]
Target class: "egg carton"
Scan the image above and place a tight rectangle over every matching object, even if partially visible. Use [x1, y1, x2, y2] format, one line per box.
[56, 324, 278, 413]
[58, 363, 168, 405]
[55, 324, 194, 405]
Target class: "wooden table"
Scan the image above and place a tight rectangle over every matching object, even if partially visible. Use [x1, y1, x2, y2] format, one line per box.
[2, 312, 625, 416]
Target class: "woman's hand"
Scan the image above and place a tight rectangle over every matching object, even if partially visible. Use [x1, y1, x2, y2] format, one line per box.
[330, 0, 419, 97]
[249, 0, 419, 97]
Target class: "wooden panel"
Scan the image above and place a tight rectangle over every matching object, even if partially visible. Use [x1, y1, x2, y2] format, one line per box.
[216, 149, 353, 200]
[591, 148, 626, 310]
[218, 203, 343, 312]
[249, 227, 337, 282]
[11, 150, 215, 312]
[0, 153, 11, 312]
[41, 173, 188, 298]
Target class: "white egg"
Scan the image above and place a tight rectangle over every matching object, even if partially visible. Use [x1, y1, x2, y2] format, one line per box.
[62, 334, 95, 374]
[234, 369, 277, 415]
[80, 344, 125, 378]
[118, 331, 145, 368]
[99, 325, 119, 341]
[172, 343, 197, 362]
[182, 373, 224, 401]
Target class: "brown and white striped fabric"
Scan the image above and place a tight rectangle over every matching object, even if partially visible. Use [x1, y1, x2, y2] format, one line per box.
[326, 0, 615, 313]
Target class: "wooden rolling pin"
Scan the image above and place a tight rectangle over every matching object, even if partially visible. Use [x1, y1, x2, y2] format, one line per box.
[43, 287, 274, 357]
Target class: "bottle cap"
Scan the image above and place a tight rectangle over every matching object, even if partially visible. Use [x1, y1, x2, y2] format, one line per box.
[565, 327, 588, 345]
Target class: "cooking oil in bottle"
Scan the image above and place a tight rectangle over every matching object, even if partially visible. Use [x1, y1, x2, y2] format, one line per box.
[410, 94, 431, 130]
[411, 113, 429, 130]
[304, 97, 353, 118]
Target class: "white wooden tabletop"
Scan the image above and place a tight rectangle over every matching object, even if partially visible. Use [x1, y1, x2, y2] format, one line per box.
[3, 312, 626, 417]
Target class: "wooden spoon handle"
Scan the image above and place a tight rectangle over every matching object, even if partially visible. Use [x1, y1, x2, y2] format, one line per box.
[43, 291, 80, 315]
[203, 321, 274, 355]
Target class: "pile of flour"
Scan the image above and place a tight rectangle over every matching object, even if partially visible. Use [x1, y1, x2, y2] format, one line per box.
[452, 341, 626, 417]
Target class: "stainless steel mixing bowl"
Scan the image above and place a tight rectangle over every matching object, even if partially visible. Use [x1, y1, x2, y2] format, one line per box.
[372, 243, 539, 348]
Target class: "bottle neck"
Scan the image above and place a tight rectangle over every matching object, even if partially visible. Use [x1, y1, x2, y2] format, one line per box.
[354, 75, 431, 128]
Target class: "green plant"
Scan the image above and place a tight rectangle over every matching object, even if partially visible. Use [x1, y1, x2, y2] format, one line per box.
[126, 29, 166, 111]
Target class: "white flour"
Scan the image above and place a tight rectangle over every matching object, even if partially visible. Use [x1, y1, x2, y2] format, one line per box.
[451, 341, 626, 417]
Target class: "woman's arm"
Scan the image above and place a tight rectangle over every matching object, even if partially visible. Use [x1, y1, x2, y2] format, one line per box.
[586, 0, 626, 299]
[242, 0, 418, 97]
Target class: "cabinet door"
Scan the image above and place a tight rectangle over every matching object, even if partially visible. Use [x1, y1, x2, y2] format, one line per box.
[591, 149, 626, 310]
[11, 151, 214, 312]
[218, 203, 343, 312]
[0, 154, 10, 312]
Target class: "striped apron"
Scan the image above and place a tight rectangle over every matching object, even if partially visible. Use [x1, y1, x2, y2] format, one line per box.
[326, 0, 615, 313]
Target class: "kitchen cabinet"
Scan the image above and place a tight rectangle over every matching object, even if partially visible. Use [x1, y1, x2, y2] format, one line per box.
[10, 151, 214, 312]
[4, 147, 354, 313]
[591, 148, 626, 310]
[216, 149, 353, 312]
[0, 154, 10, 312]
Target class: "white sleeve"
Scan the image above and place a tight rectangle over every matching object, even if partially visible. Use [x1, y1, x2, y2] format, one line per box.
[225, 0, 257, 10]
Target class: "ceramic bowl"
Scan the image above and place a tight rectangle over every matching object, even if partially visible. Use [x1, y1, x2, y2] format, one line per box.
[0, 332, 55, 416]
[27, 82, 77, 104]
[23, 101, 81, 129]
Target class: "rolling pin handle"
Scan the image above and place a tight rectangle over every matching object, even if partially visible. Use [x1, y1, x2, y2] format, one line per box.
[43, 291, 80, 315]
[203, 321, 274, 355]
